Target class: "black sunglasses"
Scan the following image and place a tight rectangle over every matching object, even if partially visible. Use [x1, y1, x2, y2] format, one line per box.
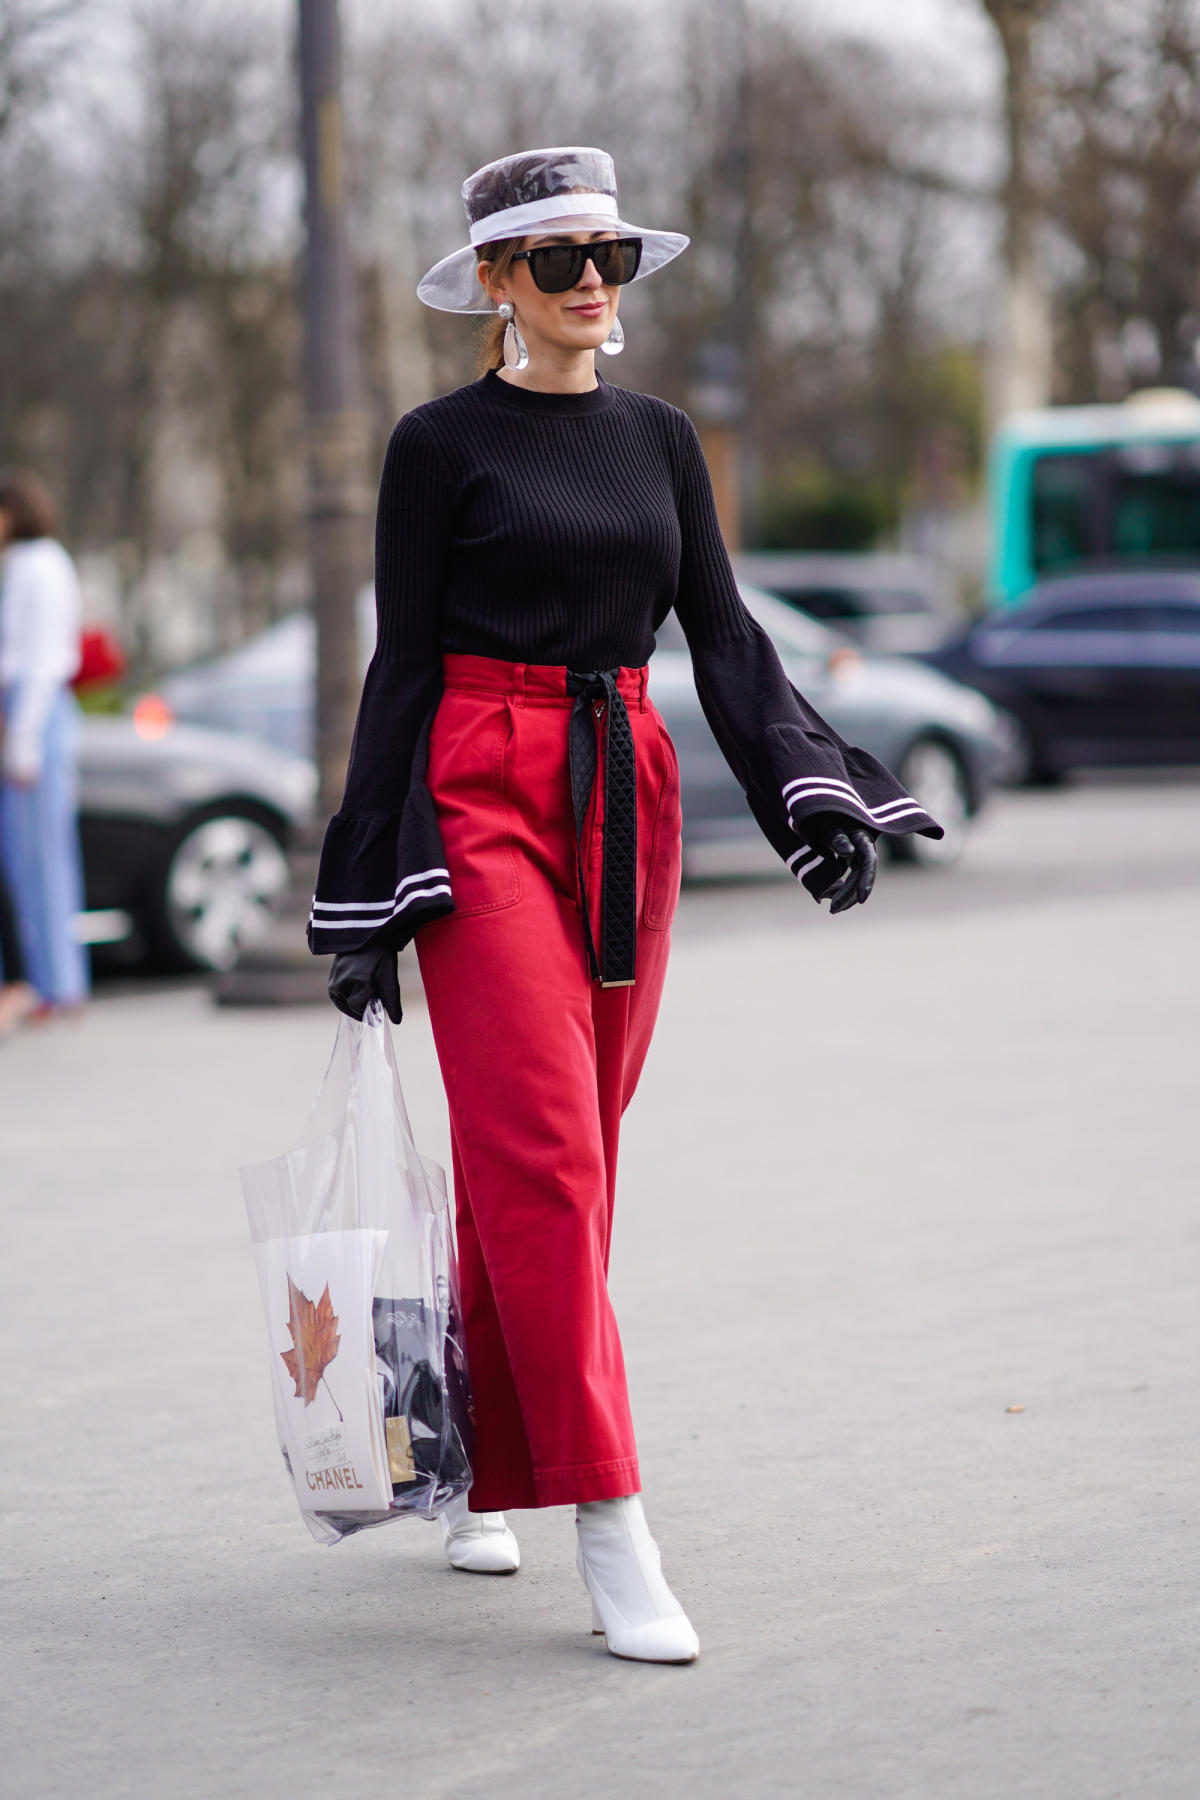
[510, 236, 643, 294]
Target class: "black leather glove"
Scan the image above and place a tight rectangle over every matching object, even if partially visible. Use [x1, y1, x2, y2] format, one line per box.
[327, 945, 402, 1023]
[798, 810, 879, 915]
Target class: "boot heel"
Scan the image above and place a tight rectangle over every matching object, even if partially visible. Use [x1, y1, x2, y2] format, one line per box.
[591, 1596, 605, 1636]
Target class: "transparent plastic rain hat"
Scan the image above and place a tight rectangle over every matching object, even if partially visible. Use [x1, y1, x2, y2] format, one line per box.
[416, 145, 690, 314]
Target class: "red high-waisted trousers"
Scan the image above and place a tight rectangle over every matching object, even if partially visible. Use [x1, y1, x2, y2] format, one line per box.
[415, 654, 682, 1510]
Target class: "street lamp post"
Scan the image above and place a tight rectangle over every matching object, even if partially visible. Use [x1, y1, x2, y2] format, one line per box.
[216, 0, 370, 1004]
[298, 0, 371, 821]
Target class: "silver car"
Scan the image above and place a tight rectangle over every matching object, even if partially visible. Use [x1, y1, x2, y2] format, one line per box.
[650, 585, 1001, 866]
[156, 583, 1001, 890]
[732, 550, 958, 654]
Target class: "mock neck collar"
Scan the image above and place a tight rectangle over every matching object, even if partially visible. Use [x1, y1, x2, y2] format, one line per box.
[479, 369, 617, 417]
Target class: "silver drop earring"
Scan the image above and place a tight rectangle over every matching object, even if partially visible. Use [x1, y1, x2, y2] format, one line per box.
[497, 300, 529, 371]
[599, 314, 625, 356]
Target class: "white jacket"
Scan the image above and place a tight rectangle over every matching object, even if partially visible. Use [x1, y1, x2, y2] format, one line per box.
[0, 537, 82, 780]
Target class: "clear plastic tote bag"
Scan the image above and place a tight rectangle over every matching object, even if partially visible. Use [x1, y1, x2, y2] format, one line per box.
[241, 1003, 472, 1545]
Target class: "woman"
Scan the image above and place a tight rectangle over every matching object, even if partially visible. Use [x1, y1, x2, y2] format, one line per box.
[0, 470, 88, 1017]
[310, 148, 942, 1663]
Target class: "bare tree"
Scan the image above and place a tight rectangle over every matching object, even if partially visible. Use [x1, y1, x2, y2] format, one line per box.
[1040, 0, 1200, 397]
[980, 0, 1059, 420]
[1, 0, 1085, 642]
[0, 0, 86, 144]
[345, 0, 669, 430]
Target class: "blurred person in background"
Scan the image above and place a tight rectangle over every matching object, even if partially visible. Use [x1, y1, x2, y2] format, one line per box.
[0, 857, 38, 1037]
[0, 471, 89, 1018]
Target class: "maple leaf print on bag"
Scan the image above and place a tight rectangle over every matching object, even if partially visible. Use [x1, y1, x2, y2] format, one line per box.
[280, 1276, 344, 1418]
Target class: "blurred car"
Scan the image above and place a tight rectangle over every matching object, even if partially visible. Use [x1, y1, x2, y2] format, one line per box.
[156, 582, 1000, 872]
[732, 551, 957, 653]
[920, 570, 1200, 784]
[160, 588, 377, 759]
[78, 711, 315, 971]
[652, 585, 1001, 867]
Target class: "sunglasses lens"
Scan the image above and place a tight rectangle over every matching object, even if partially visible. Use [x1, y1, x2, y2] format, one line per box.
[592, 239, 642, 284]
[528, 246, 584, 292]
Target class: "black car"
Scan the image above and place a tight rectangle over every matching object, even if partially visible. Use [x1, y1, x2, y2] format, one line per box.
[79, 713, 315, 971]
[922, 571, 1200, 783]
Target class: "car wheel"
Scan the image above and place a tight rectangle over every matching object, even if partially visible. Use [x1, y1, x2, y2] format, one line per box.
[991, 706, 1062, 788]
[991, 706, 1035, 786]
[148, 807, 290, 971]
[889, 739, 971, 869]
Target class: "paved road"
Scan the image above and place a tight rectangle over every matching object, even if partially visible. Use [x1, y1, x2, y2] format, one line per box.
[3, 778, 1198, 1799]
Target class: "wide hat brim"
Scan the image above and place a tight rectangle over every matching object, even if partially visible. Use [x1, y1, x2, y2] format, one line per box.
[417, 217, 690, 314]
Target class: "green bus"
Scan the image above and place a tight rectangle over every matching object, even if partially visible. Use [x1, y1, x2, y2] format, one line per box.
[987, 388, 1200, 607]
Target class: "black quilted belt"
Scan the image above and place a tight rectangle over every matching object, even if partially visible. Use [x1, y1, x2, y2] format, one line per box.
[566, 669, 637, 987]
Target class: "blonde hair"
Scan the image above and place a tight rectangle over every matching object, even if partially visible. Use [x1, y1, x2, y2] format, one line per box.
[473, 237, 522, 375]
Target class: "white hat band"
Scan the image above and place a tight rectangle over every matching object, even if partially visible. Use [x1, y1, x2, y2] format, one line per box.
[468, 192, 620, 247]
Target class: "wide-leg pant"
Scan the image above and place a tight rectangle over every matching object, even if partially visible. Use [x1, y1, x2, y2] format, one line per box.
[0, 687, 89, 1004]
[415, 655, 683, 1511]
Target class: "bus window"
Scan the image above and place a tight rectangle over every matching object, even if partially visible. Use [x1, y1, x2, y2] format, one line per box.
[988, 395, 1200, 607]
[1111, 465, 1200, 557]
[1031, 455, 1095, 573]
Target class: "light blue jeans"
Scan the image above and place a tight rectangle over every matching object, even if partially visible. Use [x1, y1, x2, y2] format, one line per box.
[0, 686, 89, 1004]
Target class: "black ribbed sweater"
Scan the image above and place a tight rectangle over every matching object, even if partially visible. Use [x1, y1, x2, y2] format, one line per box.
[308, 369, 939, 953]
[375, 369, 737, 669]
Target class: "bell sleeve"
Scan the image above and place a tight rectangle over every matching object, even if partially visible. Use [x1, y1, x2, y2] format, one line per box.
[307, 412, 456, 954]
[669, 410, 943, 901]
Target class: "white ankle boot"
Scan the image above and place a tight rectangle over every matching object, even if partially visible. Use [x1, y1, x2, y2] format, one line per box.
[439, 1491, 520, 1574]
[575, 1495, 699, 1663]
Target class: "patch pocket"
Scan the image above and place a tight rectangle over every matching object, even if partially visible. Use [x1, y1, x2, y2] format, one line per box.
[643, 715, 683, 932]
[428, 695, 522, 917]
